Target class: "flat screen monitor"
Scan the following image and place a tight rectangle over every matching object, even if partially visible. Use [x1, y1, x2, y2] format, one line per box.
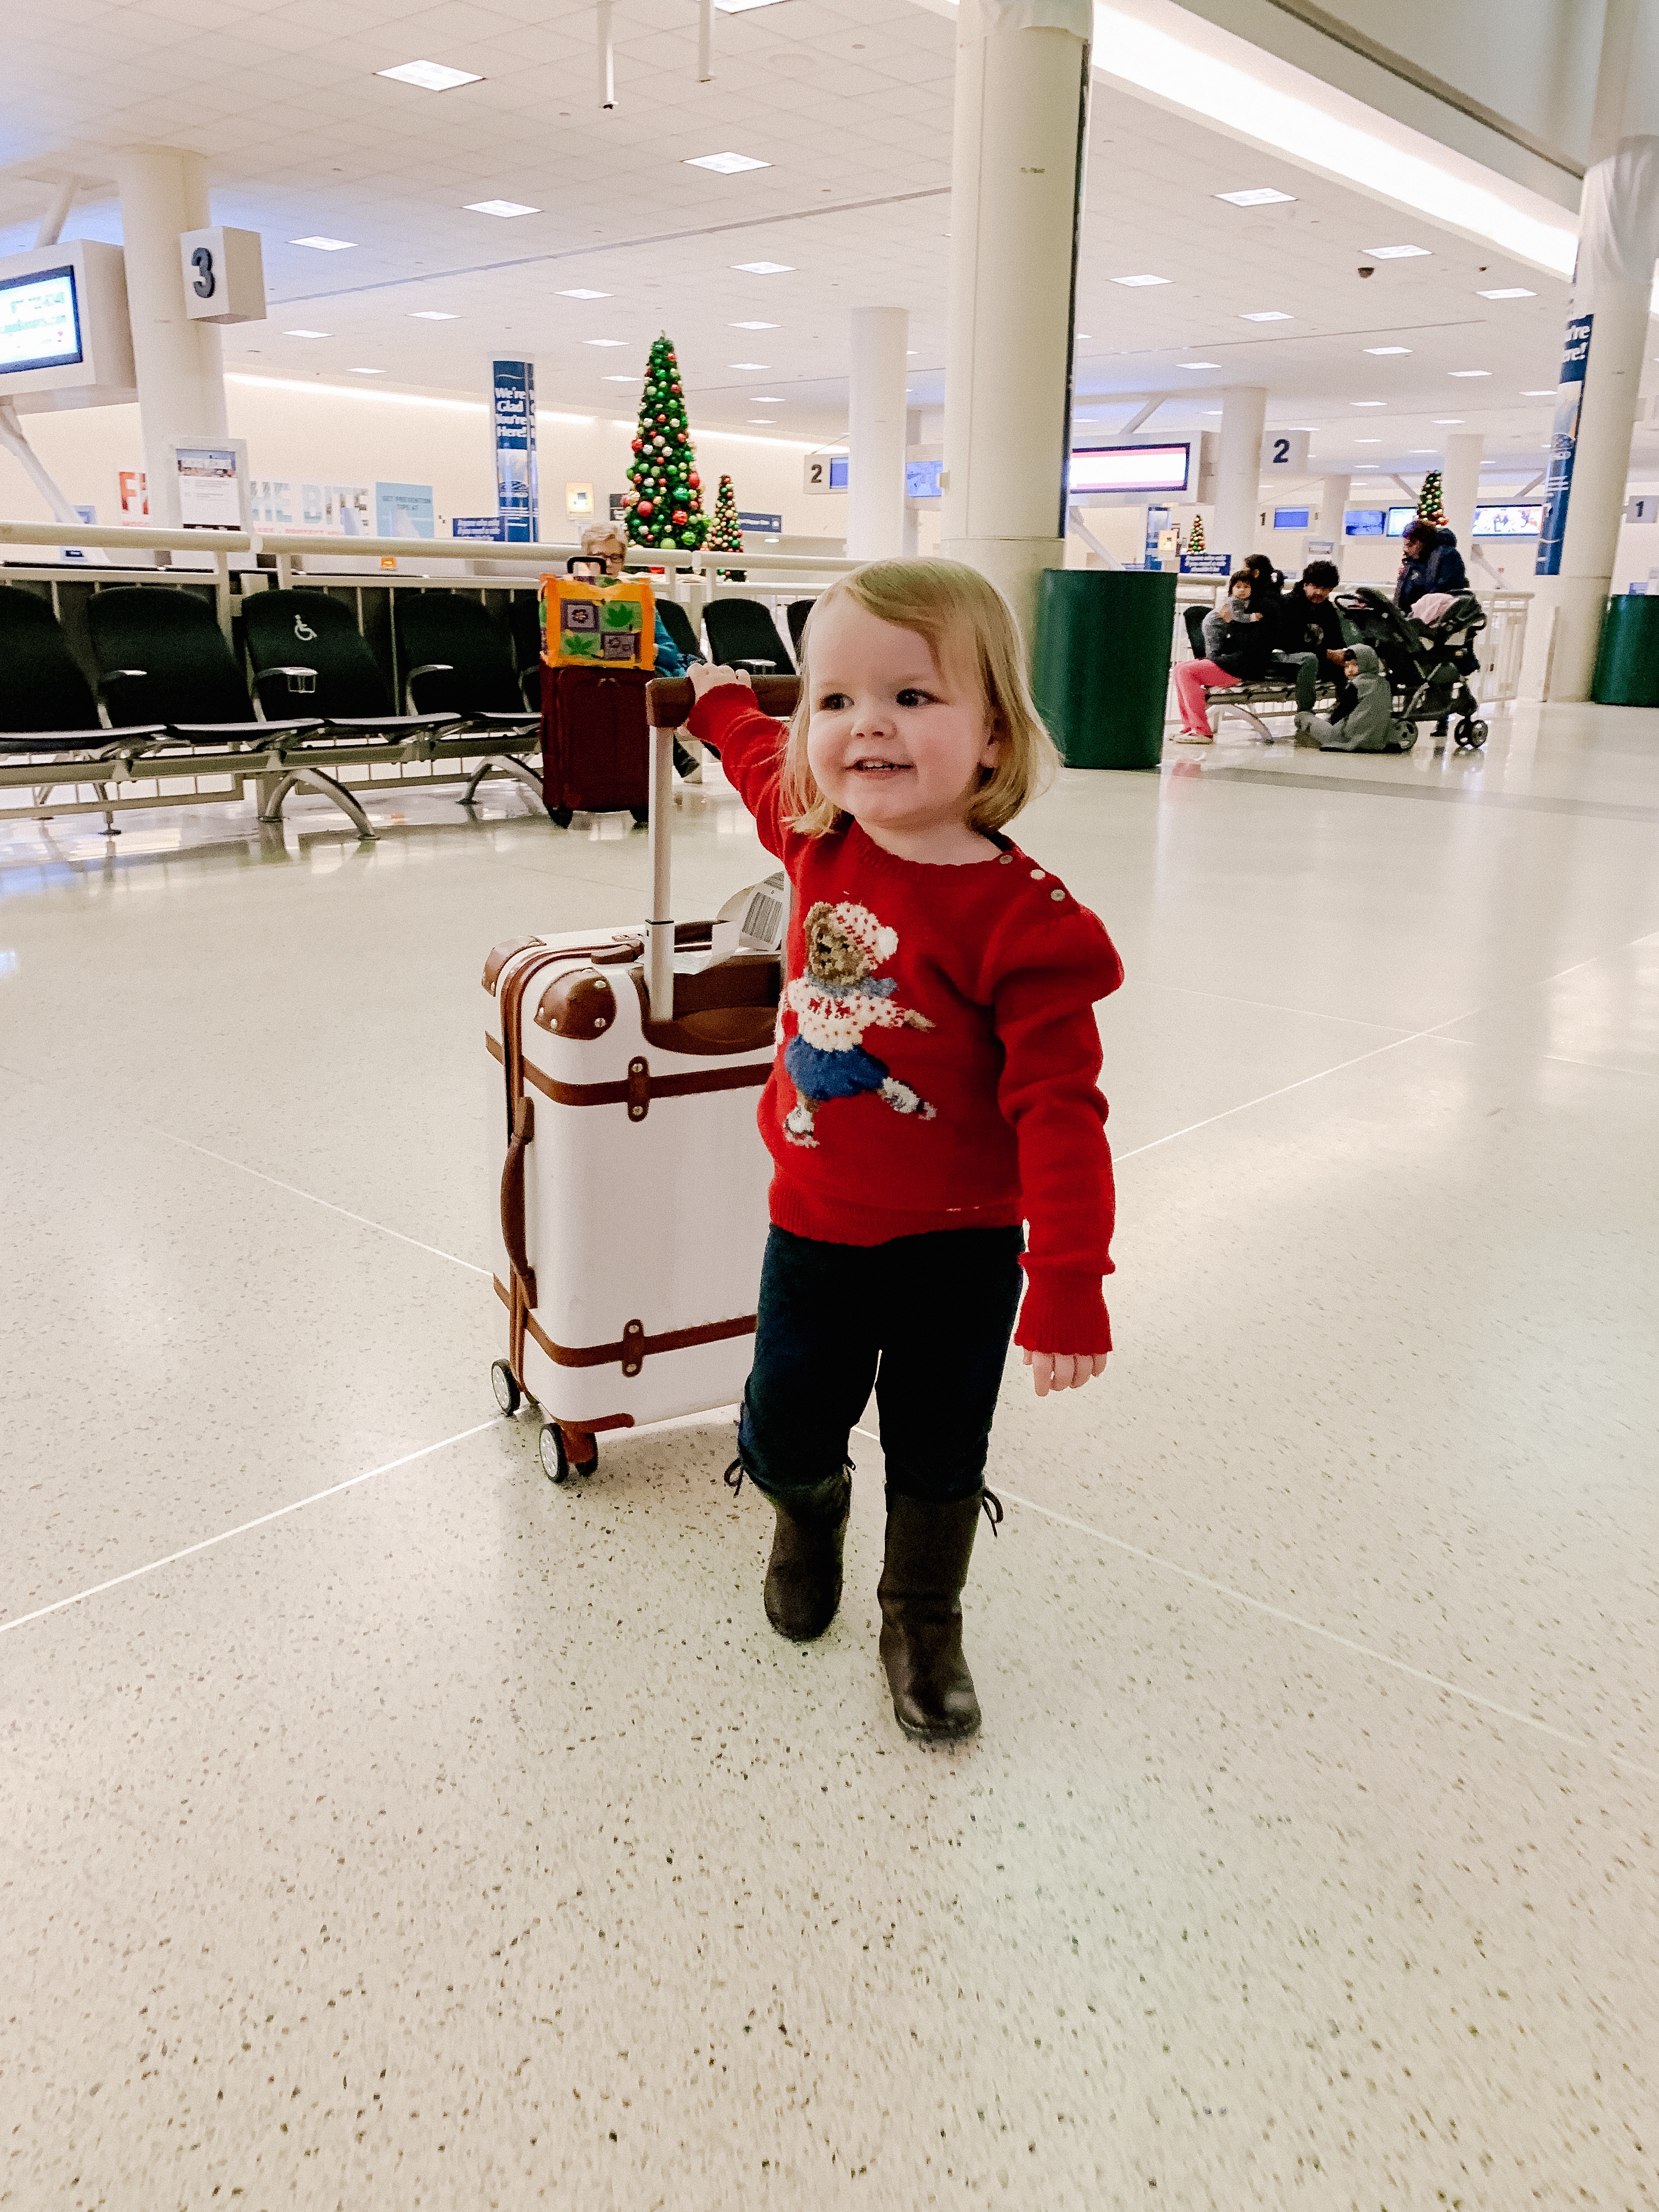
[1385, 506, 1419, 538]
[828, 455, 848, 491]
[1474, 503, 1542, 536]
[1272, 506, 1311, 529]
[1069, 442, 1190, 495]
[1345, 510, 1386, 536]
[906, 459, 943, 501]
[0, 263, 83, 376]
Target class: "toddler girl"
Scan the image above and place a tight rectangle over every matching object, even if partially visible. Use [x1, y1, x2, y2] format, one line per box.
[1174, 571, 1266, 741]
[686, 559, 1121, 1743]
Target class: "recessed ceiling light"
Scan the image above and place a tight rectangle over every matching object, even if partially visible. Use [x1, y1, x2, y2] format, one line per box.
[686, 150, 770, 174]
[1521, 388, 1555, 396]
[733, 261, 792, 274]
[1111, 273, 1170, 286]
[1479, 286, 1535, 299]
[1408, 447, 1436, 453]
[602, 374, 639, 382]
[1201, 408, 1222, 415]
[285, 328, 330, 338]
[729, 361, 770, 369]
[1449, 369, 1491, 377]
[1353, 462, 1381, 469]
[714, 0, 788, 12]
[1176, 360, 1219, 369]
[1434, 417, 1464, 424]
[466, 199, 538, 218]
[408, 310, 458, 320]
[376, 59, 483, 90]
[290, 236, 354, 250]
[1363, 346, 1410, 355]
[585, 338, 629, 347]
[750, 395, 784, 403]
[1216, 186, 1296, 206]
[1351, 399, 1386, 407]
[1241, 310, 1292, 321]
[558, 288, 611, 300]
[349, 366, 386, 375]
[731, 319, 778, 330]
[1354, 438, 1381, 444]
[1364, 244, 1430, 258]
[748, 416, 777, 424]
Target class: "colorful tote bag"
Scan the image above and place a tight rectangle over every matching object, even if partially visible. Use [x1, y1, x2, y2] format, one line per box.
[541, 576, 658, 670]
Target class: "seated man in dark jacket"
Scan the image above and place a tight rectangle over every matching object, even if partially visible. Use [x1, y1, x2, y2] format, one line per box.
[1272, 559, 1351, 713]
[1396, 522, 1469, 611]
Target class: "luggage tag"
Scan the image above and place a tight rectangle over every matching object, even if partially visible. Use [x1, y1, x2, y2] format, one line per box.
[675, 871, 789, 976]
[541, 574, 658, 669]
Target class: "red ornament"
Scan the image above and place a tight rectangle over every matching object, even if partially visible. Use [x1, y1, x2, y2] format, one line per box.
[672, 509, 687, 527]
[689, 473, 700, 490]
[637, 499, 654, 518]
[654, 413, 665, 424]
[631, 437, 642, 452]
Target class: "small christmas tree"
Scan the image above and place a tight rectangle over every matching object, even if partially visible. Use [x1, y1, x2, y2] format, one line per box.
[624, 335, 707, 551]
[707, 473, 743, 554]
[1185, 514, 1205, 554]
[1417, 469, 1446, 526]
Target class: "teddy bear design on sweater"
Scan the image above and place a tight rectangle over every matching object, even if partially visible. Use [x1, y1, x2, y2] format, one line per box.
[781, 900, 936, 1148]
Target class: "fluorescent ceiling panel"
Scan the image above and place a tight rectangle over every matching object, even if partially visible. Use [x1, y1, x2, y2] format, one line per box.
[1479, 286, 1536, 298]
[559, 289, 610, 300]
[686, 151, 770, 173]
[285, 328, 329, 337]
[290, 236, 354, 250]
[466, 200, 538, 218]
[1111, 273, 1170, 286]
[408, 310, 458, 320]
[733, 261, 793, 274]
[1215, 186, 1295, 205]
[376, 60, 482, 90]
[1241, 310, 1291, 320]
[1364, 243, 1431, 258]
[731, 320, 778, 329]
[1364, 346, 1410, 354]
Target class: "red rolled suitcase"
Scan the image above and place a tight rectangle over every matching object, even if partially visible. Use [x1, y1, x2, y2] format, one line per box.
[540, 664, 651, 826]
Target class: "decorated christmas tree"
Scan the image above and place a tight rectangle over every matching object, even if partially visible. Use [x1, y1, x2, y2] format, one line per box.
[707, 473, 743, 554]
[624, 335, 707, 551]
[1185, 514, 1205, 554]
[1417, 469, 1446, 526]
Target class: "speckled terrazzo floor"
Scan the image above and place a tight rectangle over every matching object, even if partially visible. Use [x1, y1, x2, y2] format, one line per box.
[2, 702, 1657, 2210]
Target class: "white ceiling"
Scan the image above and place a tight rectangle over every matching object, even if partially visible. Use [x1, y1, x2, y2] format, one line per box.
[1, 0, 1651, 485]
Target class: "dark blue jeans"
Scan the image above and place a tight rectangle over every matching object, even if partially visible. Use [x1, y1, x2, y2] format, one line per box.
[737, 1224, 1024, 1505]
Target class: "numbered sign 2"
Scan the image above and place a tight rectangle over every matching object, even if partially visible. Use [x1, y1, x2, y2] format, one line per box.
[1261, 429, 1311, 474]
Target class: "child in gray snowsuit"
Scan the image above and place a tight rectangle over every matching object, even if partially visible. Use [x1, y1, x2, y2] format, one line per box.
[1294, 645, 1413, 752]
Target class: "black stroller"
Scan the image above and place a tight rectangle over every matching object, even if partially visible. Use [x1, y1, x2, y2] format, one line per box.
[1334, 587, 1490, 749]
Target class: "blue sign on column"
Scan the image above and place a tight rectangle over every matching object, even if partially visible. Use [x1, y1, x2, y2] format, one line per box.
[1535, 314, 1592, 577]
[493, 359, 538, 543]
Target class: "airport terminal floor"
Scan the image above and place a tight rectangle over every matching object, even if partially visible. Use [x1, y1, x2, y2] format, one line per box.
[3, 704, 1656, 2207]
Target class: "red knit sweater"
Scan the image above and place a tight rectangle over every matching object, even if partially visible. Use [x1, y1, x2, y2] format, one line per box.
[687, 685, 1124, 1355]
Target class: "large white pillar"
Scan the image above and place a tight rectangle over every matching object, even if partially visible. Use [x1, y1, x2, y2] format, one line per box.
[1316, 472, 1350, 552]
[1539, 0, 1659, 698]
[1212, 385, 1266, 572]
[1440, 432, 1485, 555]
[940, 0, 1091, 640]
[847, 306, 908, 561]
[114, 147, 229, 530]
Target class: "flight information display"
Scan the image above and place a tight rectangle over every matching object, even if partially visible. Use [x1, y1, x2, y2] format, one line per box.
[0, 265, 83, 375]
[1069, 443, 1190, 494]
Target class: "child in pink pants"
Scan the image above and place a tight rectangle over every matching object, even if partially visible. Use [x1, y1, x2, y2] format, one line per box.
[1175, 574, 1261, 741]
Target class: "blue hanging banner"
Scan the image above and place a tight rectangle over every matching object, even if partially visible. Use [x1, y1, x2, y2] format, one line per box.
[1534, 314, 1592, 577]
[492, 360, 539, 544]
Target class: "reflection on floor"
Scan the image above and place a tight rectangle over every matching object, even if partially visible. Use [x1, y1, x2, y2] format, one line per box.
[3, 699, 1657, 2207]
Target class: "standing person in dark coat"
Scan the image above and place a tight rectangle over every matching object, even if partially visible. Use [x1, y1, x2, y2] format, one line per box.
[1395, 522, 1469, 612]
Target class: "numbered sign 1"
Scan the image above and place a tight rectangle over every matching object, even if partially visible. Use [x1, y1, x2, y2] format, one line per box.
[178, 227, 267, 325]
[1260, 429, 1311, 475]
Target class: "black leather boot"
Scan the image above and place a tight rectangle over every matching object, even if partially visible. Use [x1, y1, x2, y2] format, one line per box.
[760, 1466, 853, 1642]
[877, 1490, 1000, 1740]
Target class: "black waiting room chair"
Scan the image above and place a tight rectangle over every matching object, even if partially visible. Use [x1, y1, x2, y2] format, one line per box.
[392, 591, 545, 812]
[242, 589, 461, 740]
[702, 597, 794, 676]
[786, 599, 815, 657]
[656, 597, 703, 667]
[0, 584, 163, 834]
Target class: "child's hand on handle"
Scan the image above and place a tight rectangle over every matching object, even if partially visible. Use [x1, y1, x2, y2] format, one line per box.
[689, 662, 752, 701]
[1024, 1348, 1110, 1397]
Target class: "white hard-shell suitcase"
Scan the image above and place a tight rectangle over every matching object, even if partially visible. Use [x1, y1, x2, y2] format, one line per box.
[483, 675, 795, 1481]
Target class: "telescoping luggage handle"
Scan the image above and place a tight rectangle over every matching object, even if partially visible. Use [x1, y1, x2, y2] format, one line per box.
[644, 674, 799, 1022]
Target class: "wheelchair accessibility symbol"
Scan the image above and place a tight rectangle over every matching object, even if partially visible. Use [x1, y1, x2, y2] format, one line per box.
[293, 614, 318, 642]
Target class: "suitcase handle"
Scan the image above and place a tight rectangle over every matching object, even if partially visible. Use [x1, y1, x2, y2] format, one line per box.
[500, 1095, 537, 1307]
[645, 675, 800, 727]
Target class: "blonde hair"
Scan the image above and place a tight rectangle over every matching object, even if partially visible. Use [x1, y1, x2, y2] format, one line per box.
[781, 559, 1060, 837]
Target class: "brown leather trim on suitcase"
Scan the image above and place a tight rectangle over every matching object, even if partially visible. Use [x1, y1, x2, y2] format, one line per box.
[494, 1277, 756, 1372]
[484, 936, 544, 994]
[518, 1057, 771, 1113]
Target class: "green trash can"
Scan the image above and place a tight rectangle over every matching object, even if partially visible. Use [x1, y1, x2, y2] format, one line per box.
[1031, 569, 1175, 770]
[1590, 594, 1659, 707]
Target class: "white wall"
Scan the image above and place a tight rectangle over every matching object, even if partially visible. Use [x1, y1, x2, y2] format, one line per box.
[2, 376, 847, 545]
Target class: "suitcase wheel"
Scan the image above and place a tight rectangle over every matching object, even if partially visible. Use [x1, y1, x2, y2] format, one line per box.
[550, 806, 574, 828]
[630, 805, 650, 826]
[491, 1359, 522, 1416]
[539, 1419, 569, 1484]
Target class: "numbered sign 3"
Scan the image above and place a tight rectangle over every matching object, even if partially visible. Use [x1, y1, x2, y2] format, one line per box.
[178, 227, 267, 325]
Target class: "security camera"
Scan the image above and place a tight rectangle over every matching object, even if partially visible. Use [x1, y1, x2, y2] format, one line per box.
[1357, 264, 1375, 278]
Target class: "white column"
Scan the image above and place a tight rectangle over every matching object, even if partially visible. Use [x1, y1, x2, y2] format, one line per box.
[847, 306, 908, 562]
[114, 147, 229, 530]
[1212, 386, 1266, 573]
[941, 0, 1092, 640]
[1541, 0, 1659, 698]
[1317, 472, 1350, 549]
[1440, 432, 1485, 556]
